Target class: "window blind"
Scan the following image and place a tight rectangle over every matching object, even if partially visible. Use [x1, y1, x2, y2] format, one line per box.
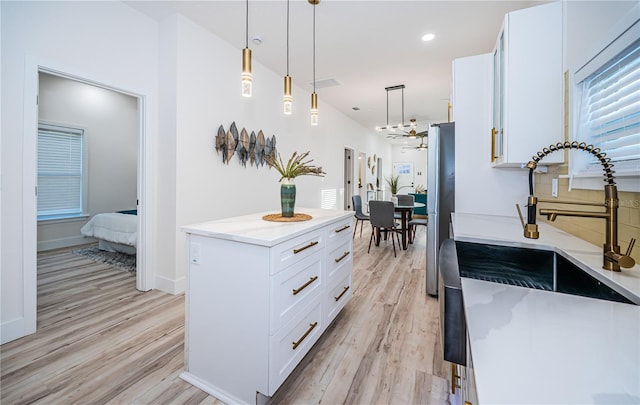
[575, 39, 640, 175]
[37, 125, 84, 219]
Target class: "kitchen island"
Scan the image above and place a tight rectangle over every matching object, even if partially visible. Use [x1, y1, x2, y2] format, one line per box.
[180, 208, 354, 405]
[452, 213, 640, 404]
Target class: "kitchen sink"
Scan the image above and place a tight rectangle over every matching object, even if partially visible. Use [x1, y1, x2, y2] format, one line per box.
[455, 241, 637, 305]
[439, 239, 638, 367]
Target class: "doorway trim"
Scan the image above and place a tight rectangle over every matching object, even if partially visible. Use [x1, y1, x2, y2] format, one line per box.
[343, 147, 355, 211]
[22, 55, 154, 337]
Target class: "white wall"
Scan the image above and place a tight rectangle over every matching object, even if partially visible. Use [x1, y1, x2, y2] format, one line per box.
[37, 73, 138, 251]
[1, 1, 159, 344]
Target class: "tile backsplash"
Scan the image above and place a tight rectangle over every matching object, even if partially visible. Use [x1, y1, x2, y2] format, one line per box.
[535, 166, 640, 265]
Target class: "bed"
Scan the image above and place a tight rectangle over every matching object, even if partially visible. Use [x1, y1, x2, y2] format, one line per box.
[80, 211, 137, 255]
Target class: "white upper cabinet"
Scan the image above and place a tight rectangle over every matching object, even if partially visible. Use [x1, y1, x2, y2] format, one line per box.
[491, 2, 563, 167]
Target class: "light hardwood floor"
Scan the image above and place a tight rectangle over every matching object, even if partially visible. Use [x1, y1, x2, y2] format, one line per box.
[1, 222, 451, 404]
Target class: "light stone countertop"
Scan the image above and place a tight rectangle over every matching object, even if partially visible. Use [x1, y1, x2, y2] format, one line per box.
[181, 208, 354, 247]
[452, 212, 640, 405]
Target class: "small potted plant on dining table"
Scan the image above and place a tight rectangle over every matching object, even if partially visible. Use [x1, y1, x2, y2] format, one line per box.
[385, 174, 399, 202]
[267, 151, 325, 217]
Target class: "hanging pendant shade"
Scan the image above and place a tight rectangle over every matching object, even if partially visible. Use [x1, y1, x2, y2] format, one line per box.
[284, 75, 292, 114]
[283, 0, 292, 114]
[311, 92, 318, 126]
[242, 47, 252, 97]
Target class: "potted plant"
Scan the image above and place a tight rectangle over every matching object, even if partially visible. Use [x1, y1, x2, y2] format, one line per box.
[267, 151, 325, 217]
[385, 174, 399, 195]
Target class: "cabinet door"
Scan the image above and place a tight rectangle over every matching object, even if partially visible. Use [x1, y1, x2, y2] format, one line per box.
[492, 2, 563, 167]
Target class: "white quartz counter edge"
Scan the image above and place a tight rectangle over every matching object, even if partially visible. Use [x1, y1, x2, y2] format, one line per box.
[181, 208, 353, 247]
[452, 213, 640, 404]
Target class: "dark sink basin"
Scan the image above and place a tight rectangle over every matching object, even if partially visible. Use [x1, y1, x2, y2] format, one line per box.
[455, 241, 637, 305]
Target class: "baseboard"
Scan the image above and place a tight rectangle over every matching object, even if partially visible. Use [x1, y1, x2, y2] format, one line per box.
[38, 236, 95, 252]
[1, 317, 35, 345]
[180, 371, 251, 405]
[155, 274, 185, 295]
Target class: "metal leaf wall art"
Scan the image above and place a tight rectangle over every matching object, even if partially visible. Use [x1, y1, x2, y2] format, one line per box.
[214, 122, 277, 168]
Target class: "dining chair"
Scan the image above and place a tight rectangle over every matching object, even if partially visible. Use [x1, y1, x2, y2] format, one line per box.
[368, 200, 402, 257]
[408, 217, 428, 244]
[352, 195, 370, 238]
[394, 194, 415, 220]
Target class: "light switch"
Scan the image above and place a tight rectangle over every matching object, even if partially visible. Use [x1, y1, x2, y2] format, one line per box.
[552, 178, 558, 197]
[191, 243, 201, 264]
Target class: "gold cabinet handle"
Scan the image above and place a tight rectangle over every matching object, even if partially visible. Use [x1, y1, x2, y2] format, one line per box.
[451, 363, 461, 394]
[335, 224, 350, 233]
[334, 285, 350, 301]
[293, 241, 319, 254]
[292, 322, 318, 350]
[292, 276, 319, 295]
[491, 127, 496, 163]
[334, 251, 350, 263]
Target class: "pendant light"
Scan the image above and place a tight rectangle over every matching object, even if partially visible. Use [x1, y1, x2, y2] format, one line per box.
[283, 0, 292, 114]
[375, 85, 407, 131]
[310, 0, 319, 125]
[241, 0, 252, 97]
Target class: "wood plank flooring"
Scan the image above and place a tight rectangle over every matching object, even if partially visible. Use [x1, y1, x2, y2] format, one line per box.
[1, 223, 450, 404]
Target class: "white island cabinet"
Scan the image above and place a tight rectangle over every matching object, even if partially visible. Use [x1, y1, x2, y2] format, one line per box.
[180, 208, 354, 405]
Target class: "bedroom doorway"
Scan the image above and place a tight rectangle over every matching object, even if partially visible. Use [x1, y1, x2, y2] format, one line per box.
[22, 63, 153, 337]
[36, 72, 141, 289]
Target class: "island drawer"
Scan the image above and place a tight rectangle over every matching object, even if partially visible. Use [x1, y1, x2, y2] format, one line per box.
[326, 217, 353, 248]
[271, 229, 324, 275]
[326, 239, 352, 287]
[268, 299, 322, 395]
[270, 251, 323, 334]
[325, 274, 352, 325]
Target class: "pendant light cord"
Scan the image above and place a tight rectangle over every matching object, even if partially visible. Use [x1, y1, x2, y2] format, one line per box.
[286, 0, 290, 75]
[245, 0, 249, 48]
[313, 2, 316, 93]
[401, 86, 405, 127]
[386, 90, 389, 128]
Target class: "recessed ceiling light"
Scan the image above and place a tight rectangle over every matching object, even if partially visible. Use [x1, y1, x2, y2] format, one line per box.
[421, 33, 435, 42]
[252, 35, 262, 45]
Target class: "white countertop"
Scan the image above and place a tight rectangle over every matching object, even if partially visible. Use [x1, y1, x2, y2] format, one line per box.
[452, 212, 640, 405]
[181, 208, 353, 247]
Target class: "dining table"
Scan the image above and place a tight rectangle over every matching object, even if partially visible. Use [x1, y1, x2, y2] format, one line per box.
[394, 202, 425, 250]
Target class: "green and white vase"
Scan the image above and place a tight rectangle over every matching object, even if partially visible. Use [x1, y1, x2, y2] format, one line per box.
[280, 178, 296, 217]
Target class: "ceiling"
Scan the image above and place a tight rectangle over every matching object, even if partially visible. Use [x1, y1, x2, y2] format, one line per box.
[129, 0, 549, 144]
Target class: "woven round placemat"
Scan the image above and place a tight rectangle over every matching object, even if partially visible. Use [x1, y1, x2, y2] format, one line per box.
[262, 213, 313, 222]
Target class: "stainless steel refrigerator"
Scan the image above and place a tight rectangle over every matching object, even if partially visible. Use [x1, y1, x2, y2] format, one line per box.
[426, 122, 455, 296]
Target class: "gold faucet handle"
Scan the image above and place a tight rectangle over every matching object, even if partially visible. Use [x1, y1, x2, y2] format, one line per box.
[625, 238, 636, 257]
[605, 239, 636, 269]
[605, 251, 635, 269]
[516, 204, 526, 228]
[617, 238, 637, 269]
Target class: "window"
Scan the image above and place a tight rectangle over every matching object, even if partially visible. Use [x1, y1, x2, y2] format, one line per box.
[572, 21, 639, 191]
[37, 124, 86, 221]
